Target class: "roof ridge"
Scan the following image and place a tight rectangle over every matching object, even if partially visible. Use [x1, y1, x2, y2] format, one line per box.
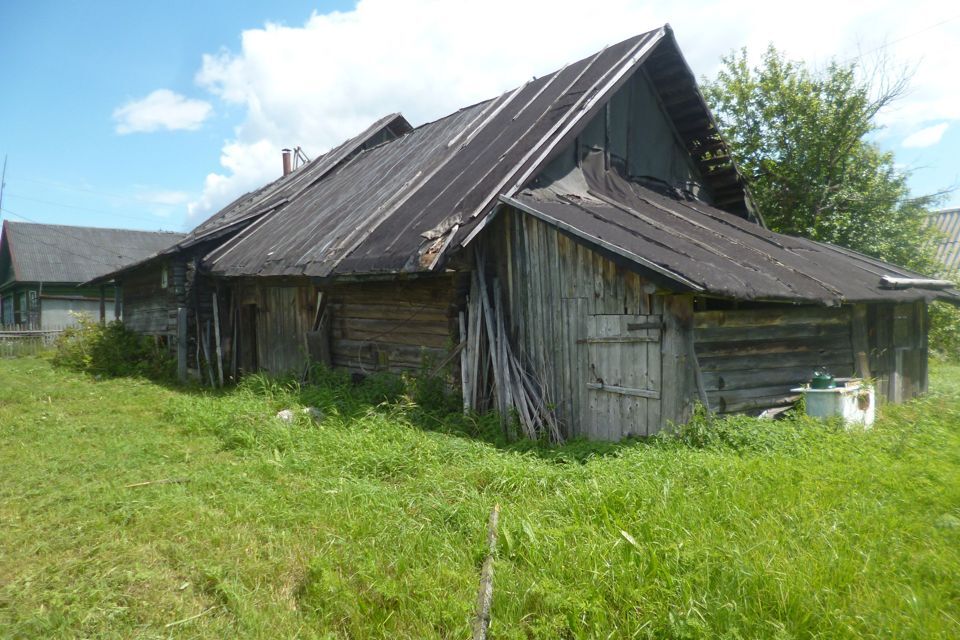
[4, 220, 183, 234]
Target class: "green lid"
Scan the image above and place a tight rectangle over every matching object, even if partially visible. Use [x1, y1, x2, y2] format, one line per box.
[810, 369, 836, 389]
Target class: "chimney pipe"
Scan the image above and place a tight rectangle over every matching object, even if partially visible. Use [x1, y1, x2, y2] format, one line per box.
[281, 148, 292, 176]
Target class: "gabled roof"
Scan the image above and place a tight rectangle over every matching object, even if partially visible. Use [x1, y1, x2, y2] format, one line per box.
[186, 112, 412, 245]
[88, 112, 413, 284]
[503, 152, 957, 305]
[0, 220, 184, 286]
[203, 25, 755, 278]
[930, 207, 960, 275]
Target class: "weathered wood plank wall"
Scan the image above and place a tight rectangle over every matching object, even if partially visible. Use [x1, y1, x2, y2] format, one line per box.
[121, 262, 178, 336]
[233, 280, 317, 376]
[325, 277, 456, 375]
[862, 301, 928, 401]
[693, 306, 854, 414]
[496, 209, 694, 440]
[693, 300, 929, 414]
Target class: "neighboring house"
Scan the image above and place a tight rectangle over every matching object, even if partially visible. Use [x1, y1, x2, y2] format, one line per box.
[930, 207, 960, 275]
[94, 25, 959, 440]
[0, 220, 184, 329]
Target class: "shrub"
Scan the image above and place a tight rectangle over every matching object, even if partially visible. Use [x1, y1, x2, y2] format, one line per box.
[52, 314, 174, 380]
[930, 300, 960, 361]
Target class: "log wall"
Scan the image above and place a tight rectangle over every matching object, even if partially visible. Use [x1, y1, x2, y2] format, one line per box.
[325, 277, 456, 375]
[121, 261, 179, 337]
[694, 300, 928, 414]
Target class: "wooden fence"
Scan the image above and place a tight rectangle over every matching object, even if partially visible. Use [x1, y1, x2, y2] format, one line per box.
[0, 327, 64, 358]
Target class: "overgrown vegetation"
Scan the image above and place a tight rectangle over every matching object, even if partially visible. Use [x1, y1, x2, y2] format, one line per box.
[703, 46, 943, 274]
[2, 356, 959, 638]
[703, 47, 960, 357]
[52, 314, 174, 380]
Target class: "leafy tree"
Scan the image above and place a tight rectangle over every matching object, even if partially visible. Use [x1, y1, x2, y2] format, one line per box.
[702, 46, 941, 273]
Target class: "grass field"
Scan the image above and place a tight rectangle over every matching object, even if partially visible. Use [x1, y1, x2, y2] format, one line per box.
[1, 356, 959, 639]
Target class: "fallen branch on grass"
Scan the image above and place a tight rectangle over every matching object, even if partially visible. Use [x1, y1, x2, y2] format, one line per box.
[125, 478, 190, 489]
[164, 605, 219, 628]
[472, 503, 501, 640]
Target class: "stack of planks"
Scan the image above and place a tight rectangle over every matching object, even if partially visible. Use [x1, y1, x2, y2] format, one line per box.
[461, 250, 562, 443]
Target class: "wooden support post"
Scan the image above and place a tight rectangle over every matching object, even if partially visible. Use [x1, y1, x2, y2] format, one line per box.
[113, 284, 121, 321]
[892, 348, 904, 403]
[459, 311, 471, 413]
[201, 320, 215, 388]
[98, 286, 106, 325]
[176, 307, 188, 383]
[212, 292, 224, 388]
[687, 323, 711, 415]
[851, 304, 870, 379]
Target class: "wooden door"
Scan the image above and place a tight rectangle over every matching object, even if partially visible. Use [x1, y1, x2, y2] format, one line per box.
[582, 314, 662, 440]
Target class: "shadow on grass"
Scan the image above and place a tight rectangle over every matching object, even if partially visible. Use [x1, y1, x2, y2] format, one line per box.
[47, 353, 648, 464]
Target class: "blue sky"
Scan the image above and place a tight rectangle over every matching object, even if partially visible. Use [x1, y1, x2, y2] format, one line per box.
[1, 1, 958, 235]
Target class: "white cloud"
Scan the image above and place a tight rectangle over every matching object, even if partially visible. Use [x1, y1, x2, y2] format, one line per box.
[902, 122, 949, 148]
[178, 0, 960, 219]
[113, 89, 213, 134]
[187, 139, 277, 217]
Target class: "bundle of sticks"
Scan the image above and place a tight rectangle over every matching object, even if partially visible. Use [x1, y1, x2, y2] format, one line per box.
[459, 250, 563, 443]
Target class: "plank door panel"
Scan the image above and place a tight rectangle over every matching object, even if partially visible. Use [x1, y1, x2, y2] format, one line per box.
[583, 314, 661, 439]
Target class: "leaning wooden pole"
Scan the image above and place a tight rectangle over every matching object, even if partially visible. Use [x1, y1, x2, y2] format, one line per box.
[211, 292, 224, 388]
[472, 503, 501, 640]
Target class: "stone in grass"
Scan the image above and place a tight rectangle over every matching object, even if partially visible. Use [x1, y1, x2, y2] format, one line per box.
[275, 407, 324, 423]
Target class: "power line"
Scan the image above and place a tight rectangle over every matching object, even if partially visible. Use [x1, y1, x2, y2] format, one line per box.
[847, 13, 960, 62]
[12, 175, 158, 203]
[5, 192, 176, 225]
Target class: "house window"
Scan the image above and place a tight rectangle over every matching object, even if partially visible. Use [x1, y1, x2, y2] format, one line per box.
[161, 265, 169, 289]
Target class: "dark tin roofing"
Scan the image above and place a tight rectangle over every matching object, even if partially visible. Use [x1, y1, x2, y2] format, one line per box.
[504, 152, 956, 305]
[205, 26, 738, 278]
[0, 220, 184, 286]
[90, 112, 413, 284]
[930, 208, 960, 274]
[187, 112, 412, 245]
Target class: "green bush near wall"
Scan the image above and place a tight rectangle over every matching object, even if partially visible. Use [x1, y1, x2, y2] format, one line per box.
[52, 314, 174, 380]
[930, 301, 960, 361]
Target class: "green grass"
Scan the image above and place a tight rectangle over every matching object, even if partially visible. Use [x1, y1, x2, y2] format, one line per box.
[1, 357, 959, 639]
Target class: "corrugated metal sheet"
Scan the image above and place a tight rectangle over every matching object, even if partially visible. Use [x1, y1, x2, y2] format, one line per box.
[0, 221, 184, 285]
[930, 208, 960, 274]
[503, 153, 958, 305]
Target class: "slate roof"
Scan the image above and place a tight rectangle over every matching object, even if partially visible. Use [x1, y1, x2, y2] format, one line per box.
[930, 208, 960, 275]
[504, 152, 957, 305]
[0, 220, 184, 286]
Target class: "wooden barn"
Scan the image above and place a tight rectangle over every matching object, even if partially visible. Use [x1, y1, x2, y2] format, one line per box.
[96, 25, 958, 440]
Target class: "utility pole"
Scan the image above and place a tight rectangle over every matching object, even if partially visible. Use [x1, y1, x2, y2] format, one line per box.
[0, 155, 7, 214]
